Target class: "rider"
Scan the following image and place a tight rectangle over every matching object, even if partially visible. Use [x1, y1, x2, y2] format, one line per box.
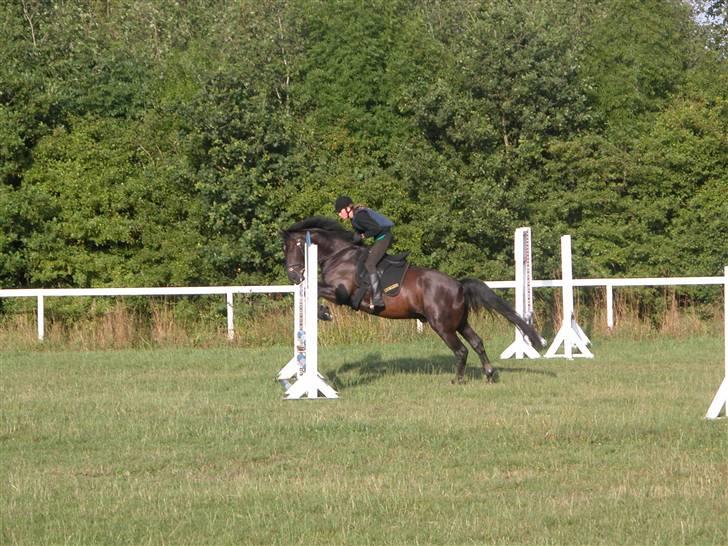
[334, 195, 393, 309]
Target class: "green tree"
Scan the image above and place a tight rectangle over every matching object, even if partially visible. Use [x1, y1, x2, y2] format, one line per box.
[18, 116, 206, 287]
[1, 0, 725, 296]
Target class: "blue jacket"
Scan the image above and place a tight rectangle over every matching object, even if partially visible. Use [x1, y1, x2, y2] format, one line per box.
[352, 208, 394, 241]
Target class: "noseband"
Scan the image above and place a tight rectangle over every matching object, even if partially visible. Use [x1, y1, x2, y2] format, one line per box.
[286, 237, 305, 277]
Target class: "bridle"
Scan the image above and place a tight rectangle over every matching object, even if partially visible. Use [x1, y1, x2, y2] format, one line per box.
[286, 237, 305, 278]
[285, 231, 357, 279]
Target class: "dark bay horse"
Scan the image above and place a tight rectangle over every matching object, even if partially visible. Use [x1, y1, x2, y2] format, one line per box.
[283, 217, 546, 383]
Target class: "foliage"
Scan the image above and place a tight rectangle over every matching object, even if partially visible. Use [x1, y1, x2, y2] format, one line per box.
[0, 0, 725, 302]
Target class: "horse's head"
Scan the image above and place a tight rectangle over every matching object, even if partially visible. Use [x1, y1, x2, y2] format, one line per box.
[282, 217, 358, 283]
[282, 233, 306, 284]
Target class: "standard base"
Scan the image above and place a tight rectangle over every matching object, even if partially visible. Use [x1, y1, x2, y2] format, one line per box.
[277, 358, 299, 382]
[284, 373, 338, 400]
[544, 320, 593, 359]
[500, 335, 541, 359]
[706, 377, 728, 419]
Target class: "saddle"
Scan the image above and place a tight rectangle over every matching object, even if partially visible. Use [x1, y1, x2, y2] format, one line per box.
[350, 251, 409, 311]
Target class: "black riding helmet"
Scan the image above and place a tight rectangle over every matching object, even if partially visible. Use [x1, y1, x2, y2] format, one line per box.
[334, 195, 353, 212]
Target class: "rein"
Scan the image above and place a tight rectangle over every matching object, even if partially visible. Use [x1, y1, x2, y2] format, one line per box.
[320, 243, 358, 264]
[287, 232, 358, 272]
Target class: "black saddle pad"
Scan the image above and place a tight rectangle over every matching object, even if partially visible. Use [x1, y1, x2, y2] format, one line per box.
[356, 252, 409, 296]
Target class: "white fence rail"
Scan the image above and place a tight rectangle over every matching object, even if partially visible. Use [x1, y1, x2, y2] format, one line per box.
[2, 270, 725, 416]
[1, 275, 724, 342]
[0, 285, 295, 342]
[488, 276, 724, 330]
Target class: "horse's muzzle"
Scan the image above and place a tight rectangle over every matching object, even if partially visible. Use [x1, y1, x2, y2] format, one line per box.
[287, 267, 303, 284]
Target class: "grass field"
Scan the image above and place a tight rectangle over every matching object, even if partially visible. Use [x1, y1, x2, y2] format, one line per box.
[1, 333, 727, 545]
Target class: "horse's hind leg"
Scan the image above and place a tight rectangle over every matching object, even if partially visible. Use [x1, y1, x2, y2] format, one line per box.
[459, 322, 498, 383]
[430, 322, 469, 384]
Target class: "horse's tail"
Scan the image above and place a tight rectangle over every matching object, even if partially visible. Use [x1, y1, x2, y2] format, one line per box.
[460, 278, 546, 349]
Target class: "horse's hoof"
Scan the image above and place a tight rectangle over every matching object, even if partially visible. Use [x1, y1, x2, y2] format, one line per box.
[318, 304, 333, 321]
[485, 369, 500, 383]
[451, 377, 466, 385]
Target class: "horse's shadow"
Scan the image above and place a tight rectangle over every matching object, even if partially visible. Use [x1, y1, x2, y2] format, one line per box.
[325, 352, 557, 391]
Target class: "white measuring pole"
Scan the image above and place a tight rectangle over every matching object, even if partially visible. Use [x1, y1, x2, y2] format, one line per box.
[545, 235, 593, 359]
[226, 291, 234, 341]
[37, 295, 45, 342]
[705, 265, 728, 419]
[277, 233, 338, 399]
[501, 227, 540, 359]
[606, 283, 614, 330]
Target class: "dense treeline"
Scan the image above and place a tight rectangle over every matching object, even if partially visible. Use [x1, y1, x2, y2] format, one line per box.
[1, 0, 726, 294]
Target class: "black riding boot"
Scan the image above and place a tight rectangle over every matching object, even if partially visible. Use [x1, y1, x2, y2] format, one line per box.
[369, 272, 385, 308]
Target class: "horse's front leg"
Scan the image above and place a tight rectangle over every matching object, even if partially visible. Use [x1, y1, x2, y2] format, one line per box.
[316, 282, 355, 320]
[316, 284, 340, 321]
[319, 283, 354, 306]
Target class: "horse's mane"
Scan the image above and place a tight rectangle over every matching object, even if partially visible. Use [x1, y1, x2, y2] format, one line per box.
[283, 216, 356, 242]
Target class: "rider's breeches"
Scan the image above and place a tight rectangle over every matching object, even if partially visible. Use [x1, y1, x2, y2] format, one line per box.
[365, 232, 393, 274]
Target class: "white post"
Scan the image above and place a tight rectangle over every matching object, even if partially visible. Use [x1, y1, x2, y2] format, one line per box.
[37, 294, 45, 341]
[705, 265, 728, 419]
[278, 234, 338, 399]
[501, 227, 540, 359]
[226, 291, 234, 341]
[545, 235, 593, 359]
[606, 283, 614, 330]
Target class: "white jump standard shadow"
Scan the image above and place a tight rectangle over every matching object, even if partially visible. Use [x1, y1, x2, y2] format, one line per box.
[500, 227, 541, 360]
[705, 265, 728, 419]
[545, 235, 593, 359]
[277, 234, 338, 400]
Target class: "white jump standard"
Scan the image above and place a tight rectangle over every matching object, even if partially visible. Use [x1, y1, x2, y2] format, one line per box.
[277, 234, 338, 400]
[501, 227, 541, 360]
[705, 265, 728, 419]
[545, 235, 593, 359]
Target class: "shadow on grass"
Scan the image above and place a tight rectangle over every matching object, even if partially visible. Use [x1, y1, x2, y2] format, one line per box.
[326, 352, 557, 391]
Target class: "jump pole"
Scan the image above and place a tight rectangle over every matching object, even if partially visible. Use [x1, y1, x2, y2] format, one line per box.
[545, 235, 593, 359]
[501, 227, 540, 359]
[705, 265, 728, 419]
[277, 233, 338, 400]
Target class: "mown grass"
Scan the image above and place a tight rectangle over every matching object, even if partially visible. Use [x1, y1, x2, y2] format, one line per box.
[1, 333, 727, 545]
